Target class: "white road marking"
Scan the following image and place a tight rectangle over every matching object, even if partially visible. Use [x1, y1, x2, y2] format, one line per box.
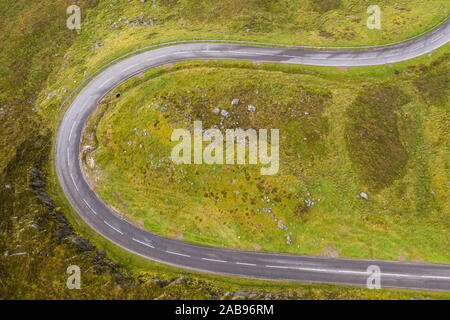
[380, 272, 410, 278]
[69, 122, 76, 142]
[226, 50, 300, 59]
[99, 79, 111, 89]
[166, 250, 190, 258]
[236, 262, 257, 266]
[229, 51, 270, 57]
[57, 31, 450, 291]
[172, 51, 191, 55]
[82, 199, 97, 215]
[379, 272, 450, 280]
[122, 64, 138, 72]
[266, 265, 290, 269]
[336, 269, 369, 275]
[420, 275, 450, 280]
[295, 267, 329, 272]
[67, 148, 71, 166]
[132, 237, 154, 248]
[103, 220, 123, 235]
[432, 33, 443, 42]
[201, 50, 223, 54]
[70, 173, 79, 192]
[202, 258, 227, 263]
[264, 265, 450, 280]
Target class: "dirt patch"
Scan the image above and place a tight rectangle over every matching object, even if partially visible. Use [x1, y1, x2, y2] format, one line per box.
[344, 85, 410, 191]
[176, 233, 184, 241]
[321, 246, 339, 258]
[313, 0, 341, 12]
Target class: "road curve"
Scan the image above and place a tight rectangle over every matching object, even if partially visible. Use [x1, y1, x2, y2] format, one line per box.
[56, 21, 450, 291]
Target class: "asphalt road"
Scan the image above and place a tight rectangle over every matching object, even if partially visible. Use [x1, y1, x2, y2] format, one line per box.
[55, 20, 450, 291]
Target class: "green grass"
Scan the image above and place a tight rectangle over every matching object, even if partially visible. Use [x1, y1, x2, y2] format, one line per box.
[1, 1, 448, 299]
[82, 52, 449, 264]
[345, 84, 411, 191]
[48, 174, 450, 300]
[38, 1, 449, 121]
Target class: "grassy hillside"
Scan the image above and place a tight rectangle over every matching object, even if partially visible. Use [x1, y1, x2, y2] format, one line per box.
[82, 53, 449, 263]
[0, 1, 448, 299]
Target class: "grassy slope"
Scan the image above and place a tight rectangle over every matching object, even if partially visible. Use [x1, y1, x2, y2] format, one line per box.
[83, 52, 449, 263]
[40, 1, 449, 127]
[1, 1, 448, 299]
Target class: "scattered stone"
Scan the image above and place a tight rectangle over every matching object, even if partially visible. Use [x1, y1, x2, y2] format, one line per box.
[286, 235, 292, 245]
[68, 235, 94, 251]
[220, 109, 230, 118]
[247, 104, 256, 112]
[231, 99, 239, 105]
[168, 276, 187, 287]
[144, 278, 169, 287]
[212, 107, 220, 115]
[359, 192, 370, 200]
[97, 249, 106, 258]
[9, 252, 29, 257]
[220, 292, 233, 300]
[29, 224, 40, 231]
[113, 273, 124, 281]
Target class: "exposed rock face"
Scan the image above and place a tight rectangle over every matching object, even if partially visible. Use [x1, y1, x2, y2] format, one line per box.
[30, 165, 133, 285]
[29, 165, 307, 299]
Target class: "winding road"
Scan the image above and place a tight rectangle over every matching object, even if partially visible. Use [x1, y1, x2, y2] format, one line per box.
[56, 20, 450, 291]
